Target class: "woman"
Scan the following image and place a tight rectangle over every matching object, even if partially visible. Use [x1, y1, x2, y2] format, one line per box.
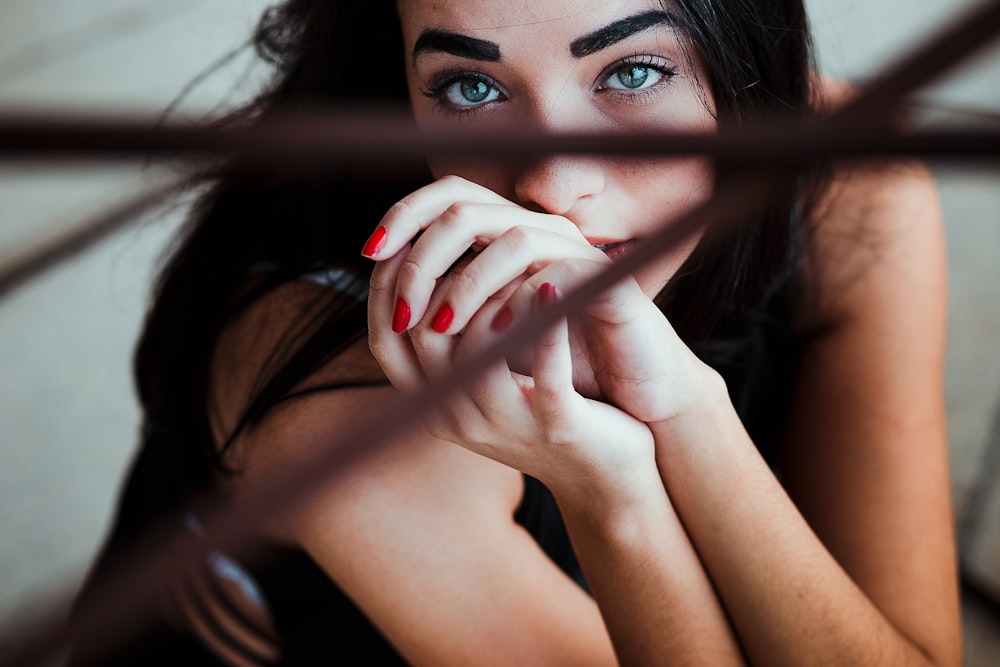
[72, 0, 961, 665]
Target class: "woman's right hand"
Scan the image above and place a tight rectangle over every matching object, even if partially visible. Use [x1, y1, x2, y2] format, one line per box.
[365, 175, 724, 434]
[365, 175, 606, 396]
[370, 240, 656, 494]
[363, 181, 745, 666]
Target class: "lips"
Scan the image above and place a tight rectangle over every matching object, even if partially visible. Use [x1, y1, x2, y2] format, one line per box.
[590, 239, 637, 261]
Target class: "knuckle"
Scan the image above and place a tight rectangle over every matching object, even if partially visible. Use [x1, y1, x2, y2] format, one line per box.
[407, 331, 428, 352]
[407, 327, 435, 353]
[396, 257, 424, 287]
[439, 174, 469, 188]
[534, 383, 566, 409]
[388, 198, 412, 218]
[500, 225, 532, 253]
[440, 201, 475, 226]
[368, 267, 392, 293]
[448, 268, 478, 297]
[382, 198, 413, 228]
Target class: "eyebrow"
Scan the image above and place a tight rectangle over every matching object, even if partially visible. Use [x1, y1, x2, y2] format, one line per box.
[412, 29, 502, 64]
[570, 10, 679, 58]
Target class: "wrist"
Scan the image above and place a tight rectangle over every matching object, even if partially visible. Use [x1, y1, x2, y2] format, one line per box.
[544, 448, 667, 532]
[646, 364, 736, 444]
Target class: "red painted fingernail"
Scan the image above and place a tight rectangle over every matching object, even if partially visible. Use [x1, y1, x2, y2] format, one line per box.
[538, 282, 558, 306]
[430, 303, 455, 333]
[361, 226, 388, 258]
[491, 306, 513, 332]
[392, 297, 411, 333]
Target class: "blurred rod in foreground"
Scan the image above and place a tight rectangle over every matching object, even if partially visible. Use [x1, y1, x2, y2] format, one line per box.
[2, 1, 1000, 665]
[0, 113, 999, 165]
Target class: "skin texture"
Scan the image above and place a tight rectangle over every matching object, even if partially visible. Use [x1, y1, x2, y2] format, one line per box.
[399, 0, 716, 302]
[194, 1, 961, 665]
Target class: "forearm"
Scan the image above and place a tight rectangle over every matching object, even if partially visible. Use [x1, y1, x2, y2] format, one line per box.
[648, 395, 943, 666]
[548, 464, 744, 667]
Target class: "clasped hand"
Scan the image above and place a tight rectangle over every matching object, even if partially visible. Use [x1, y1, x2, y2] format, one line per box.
[364, 176, 715, 488]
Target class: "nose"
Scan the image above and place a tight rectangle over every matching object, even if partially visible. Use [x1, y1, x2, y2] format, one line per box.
[513, 154, 605, 217]
[511, 97, 606, 216]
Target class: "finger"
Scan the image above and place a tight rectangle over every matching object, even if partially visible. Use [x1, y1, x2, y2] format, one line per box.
[531, 283, 576, 418]
[407, 265, 464, 380]
[416, 222, 606, 334]
[396, 203, 585, 331]
[368, 246, 424, 391]
[361, 175, 509, 259]
[454, 290, 526, 414]
[494, 257, 603, 334]
[420, 370, 504, 450]
[434, 304, 533, 464]
[406, 265, 488, 443]
[503, 257, 648, 329]
[408, 323, 457, 380]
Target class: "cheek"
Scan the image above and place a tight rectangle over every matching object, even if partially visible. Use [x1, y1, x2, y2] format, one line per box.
[613, 156, 715, 223]
[613, 156, 714, 296]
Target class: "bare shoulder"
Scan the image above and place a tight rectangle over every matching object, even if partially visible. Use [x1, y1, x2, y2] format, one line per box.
[207, 275, 522, 523]
[208, 278, 382, 442]
[205, 280, 609, 665]
[780, 143, 959, 665]
[797, 157, 945, 331]
[800, 74, 946, 329]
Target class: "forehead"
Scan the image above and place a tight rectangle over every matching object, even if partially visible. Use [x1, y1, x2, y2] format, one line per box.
[397, 0, 669, 41]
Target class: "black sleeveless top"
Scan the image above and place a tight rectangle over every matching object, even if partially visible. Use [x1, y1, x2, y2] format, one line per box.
[75, 471, 587, 666]
[72, 276, 801, 666]
[253, 475, 586, 665]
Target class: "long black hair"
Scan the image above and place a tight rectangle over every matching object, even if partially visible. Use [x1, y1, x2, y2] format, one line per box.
[127, 0, 821, 520]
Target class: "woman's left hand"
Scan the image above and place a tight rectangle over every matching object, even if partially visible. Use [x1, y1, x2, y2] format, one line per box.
[365, 175, 721, 430]
[384, 263, 657, 490]
[365, 181, 748, 664]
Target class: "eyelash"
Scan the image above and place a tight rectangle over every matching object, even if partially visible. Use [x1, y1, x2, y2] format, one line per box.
[420, 55, 679, 116]
[596, 54, 679, 103]
[420, 69, 506, 118]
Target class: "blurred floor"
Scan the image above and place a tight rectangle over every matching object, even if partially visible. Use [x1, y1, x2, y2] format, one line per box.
[0, 0, 998, 663]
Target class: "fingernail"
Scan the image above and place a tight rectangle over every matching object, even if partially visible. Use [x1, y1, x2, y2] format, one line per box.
[392, 297, 411, 333]
[430, 303, 455, 334]
[491, 306, 513, 332]
[361, 226, 388, 258]
[538, 282, 558, 306]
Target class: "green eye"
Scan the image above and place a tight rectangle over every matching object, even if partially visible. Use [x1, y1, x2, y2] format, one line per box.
[443, 76, 502, 107]
[607, 64, 661, 90]
[421, 72, 505, 115]
[460, 80, 490, 102]
[620, 66, 651, 89]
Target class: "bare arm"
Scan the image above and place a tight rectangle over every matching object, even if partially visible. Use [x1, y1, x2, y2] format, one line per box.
[208, 282, 617, 666]
[647, 161, 960, 666]
[364, 179, 745, 665]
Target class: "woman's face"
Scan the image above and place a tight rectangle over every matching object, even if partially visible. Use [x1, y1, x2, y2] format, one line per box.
[397, 0, 717, 295]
